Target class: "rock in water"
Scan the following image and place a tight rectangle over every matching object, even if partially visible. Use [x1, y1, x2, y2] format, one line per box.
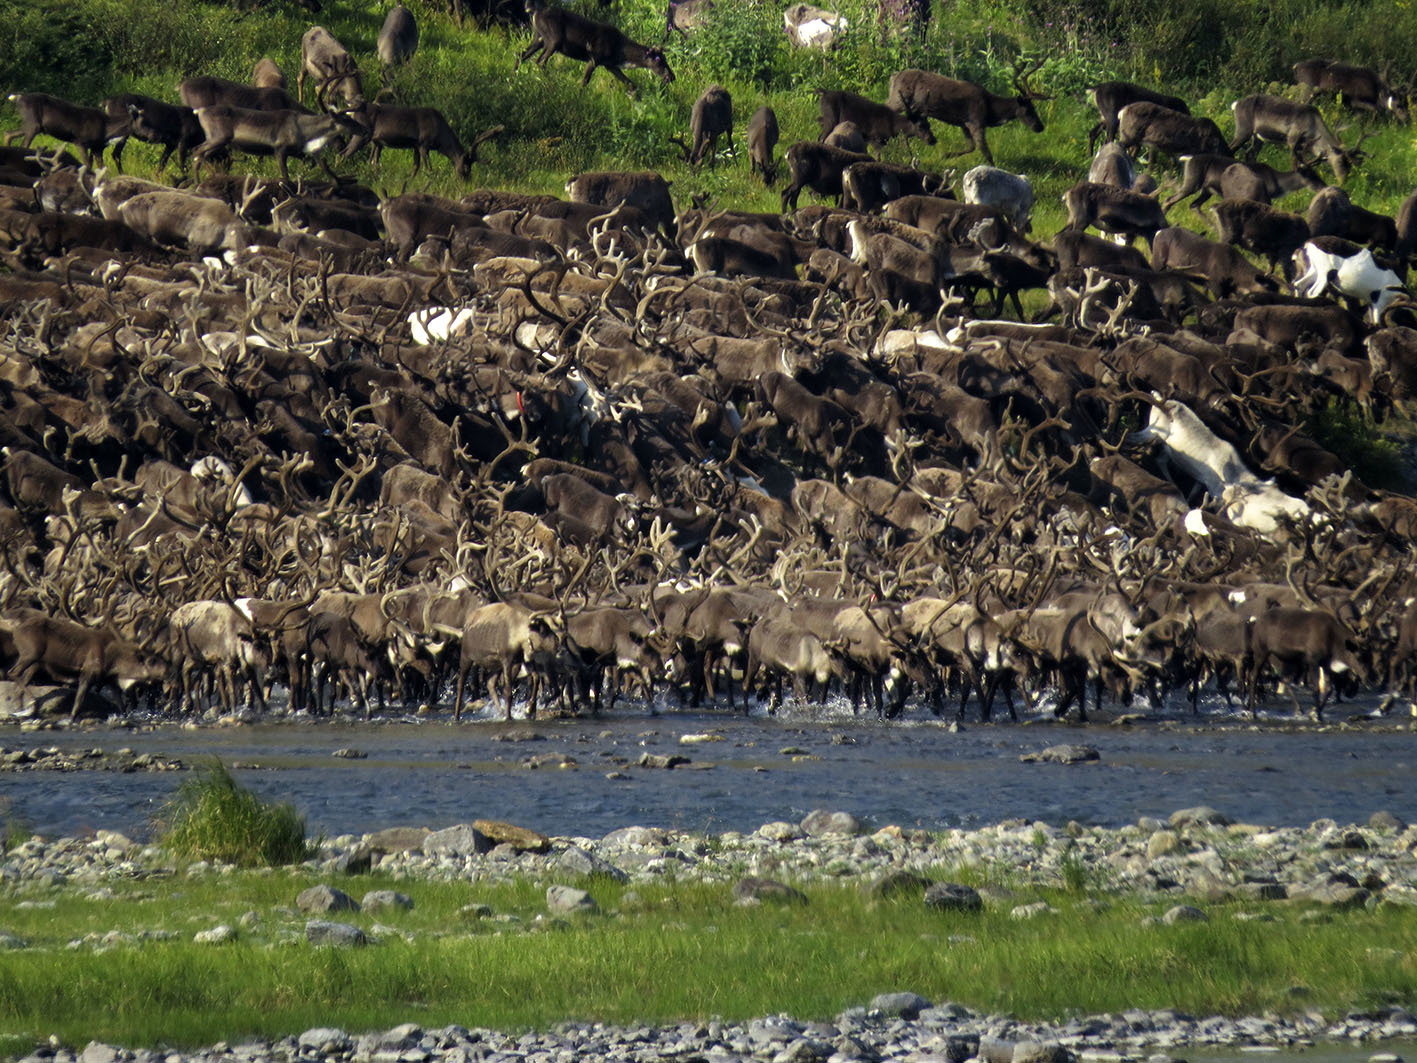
[1020, 745, 1100, 764]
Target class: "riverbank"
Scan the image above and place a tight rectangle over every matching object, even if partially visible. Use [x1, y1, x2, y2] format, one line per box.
[2, 809, 1416, 1057]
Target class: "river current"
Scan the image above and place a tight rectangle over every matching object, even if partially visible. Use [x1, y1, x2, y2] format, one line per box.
[3, 696, 1415, 841]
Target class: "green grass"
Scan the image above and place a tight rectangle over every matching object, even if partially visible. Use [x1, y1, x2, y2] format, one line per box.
[0, 867, 1415, 1053]
[153, 760, 316, 868]
[2, 0, 1415, 227]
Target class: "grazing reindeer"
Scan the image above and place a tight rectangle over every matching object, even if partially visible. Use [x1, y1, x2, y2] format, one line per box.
[687, 84, 733, 167]
[1165, 153, 1324, 211]
[748, 105, 779, 186]
[339, 104, 502, 178]
[1230, 94, 1368, 183]
[378, 2, 420, 67]
[886, 59, 1049, 165]
[517, 0, 674, 94]
[1294, 58, 1409, 122]
[298, 26, 364, 109]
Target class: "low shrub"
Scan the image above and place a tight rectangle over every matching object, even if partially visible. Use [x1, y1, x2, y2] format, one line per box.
[154, 760, 313, 867]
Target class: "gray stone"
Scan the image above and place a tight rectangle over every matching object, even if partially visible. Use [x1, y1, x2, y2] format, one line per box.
[558, 845, 630, 882]
[637, 753, 689, 769]
[194, 925, 235, 944]
[422, 823, 491, 857]
[869, 992, 931, 1019]
[1013, 1043, 1069, 1063]
[758, 821, 800, 841]
[0, 931, 26, 949]
[1369, 811, 1407, 831]
[800, 809, 864, 837]
[305, 921, 368, 947]
[525, 752, 577, 769]
[334, 847, 373, 875]
[1010, 902, 1056, 920]
[298, 1028, 353, 1052]
[1020, 745, 1100, 765]
[1235, 881, 1287, 901]
[774, 1039, 831, 1063]
[1169, 806, 1232, 828]
[79, 1043, 120, 1063]
[733, 877, 808, 905]
[1162, 905, 1209, 924]
[365, 827, 431, 854]
[1147, 830, 1183, 859]
[473, 819, 550, 852]
[601, 826, 668, 847]
[296, 884, 359, 913]
[361, 890, 413, 912]
[924, 883, 983, 912]
[868, 870, 929, 900]
[1296, 883, 1371, 909]
[546, 884, 598, 914]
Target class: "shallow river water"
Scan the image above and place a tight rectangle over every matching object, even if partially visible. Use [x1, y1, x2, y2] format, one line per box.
[3, 702, 1415, 841]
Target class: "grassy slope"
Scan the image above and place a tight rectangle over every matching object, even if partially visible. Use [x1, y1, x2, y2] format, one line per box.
[1, 0, 1415, 234]
[0, 867, 1414, 1051]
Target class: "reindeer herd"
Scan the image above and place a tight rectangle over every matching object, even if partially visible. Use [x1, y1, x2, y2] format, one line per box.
[0, 4, 1416, 726]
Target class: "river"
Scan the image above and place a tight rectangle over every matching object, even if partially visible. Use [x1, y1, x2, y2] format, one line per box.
[3, 696, 1415, 841]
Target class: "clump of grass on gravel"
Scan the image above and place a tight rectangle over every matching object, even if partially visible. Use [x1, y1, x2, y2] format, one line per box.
[153, 760, 314, 868]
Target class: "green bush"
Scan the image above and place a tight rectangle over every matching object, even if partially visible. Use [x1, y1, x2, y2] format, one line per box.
[678, 0, 791, 90]
[154, 760, 313, 867]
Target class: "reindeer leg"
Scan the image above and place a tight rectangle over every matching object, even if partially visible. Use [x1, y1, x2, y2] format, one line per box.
[609, 67, 640, 96]
[454, 660, 470, 721]
[69, 673, 93, 722]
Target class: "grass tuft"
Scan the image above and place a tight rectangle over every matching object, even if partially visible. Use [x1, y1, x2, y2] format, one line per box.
[153, 760, 315, 868]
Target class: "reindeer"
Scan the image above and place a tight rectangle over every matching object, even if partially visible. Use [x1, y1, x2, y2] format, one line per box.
[1116, 102, 1230, 165]
[1230, 94, 1369, 183]
[378, 2, 420, 67]
[1063, 182, 1168, 247]
[1165, 154, 1324, 211]
[1294, 58, 1409, 122]
[687, 84, 733, 167]
[1087, 81, 1190, 153]
[298, 26, 364, 109]
[517, 0, 674, 94]
[748, 105, 779, 186]
[816, 90, 934, 150]
[4, 93, 127, 168]
[886, 60, 1048, 165]
[338, 104, 502, 179]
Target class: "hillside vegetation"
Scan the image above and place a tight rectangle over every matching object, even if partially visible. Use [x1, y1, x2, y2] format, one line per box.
[2, 0, 1415, 231]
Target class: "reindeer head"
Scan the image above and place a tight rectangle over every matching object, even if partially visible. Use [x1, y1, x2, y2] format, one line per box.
[644, 47, 675, 83]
